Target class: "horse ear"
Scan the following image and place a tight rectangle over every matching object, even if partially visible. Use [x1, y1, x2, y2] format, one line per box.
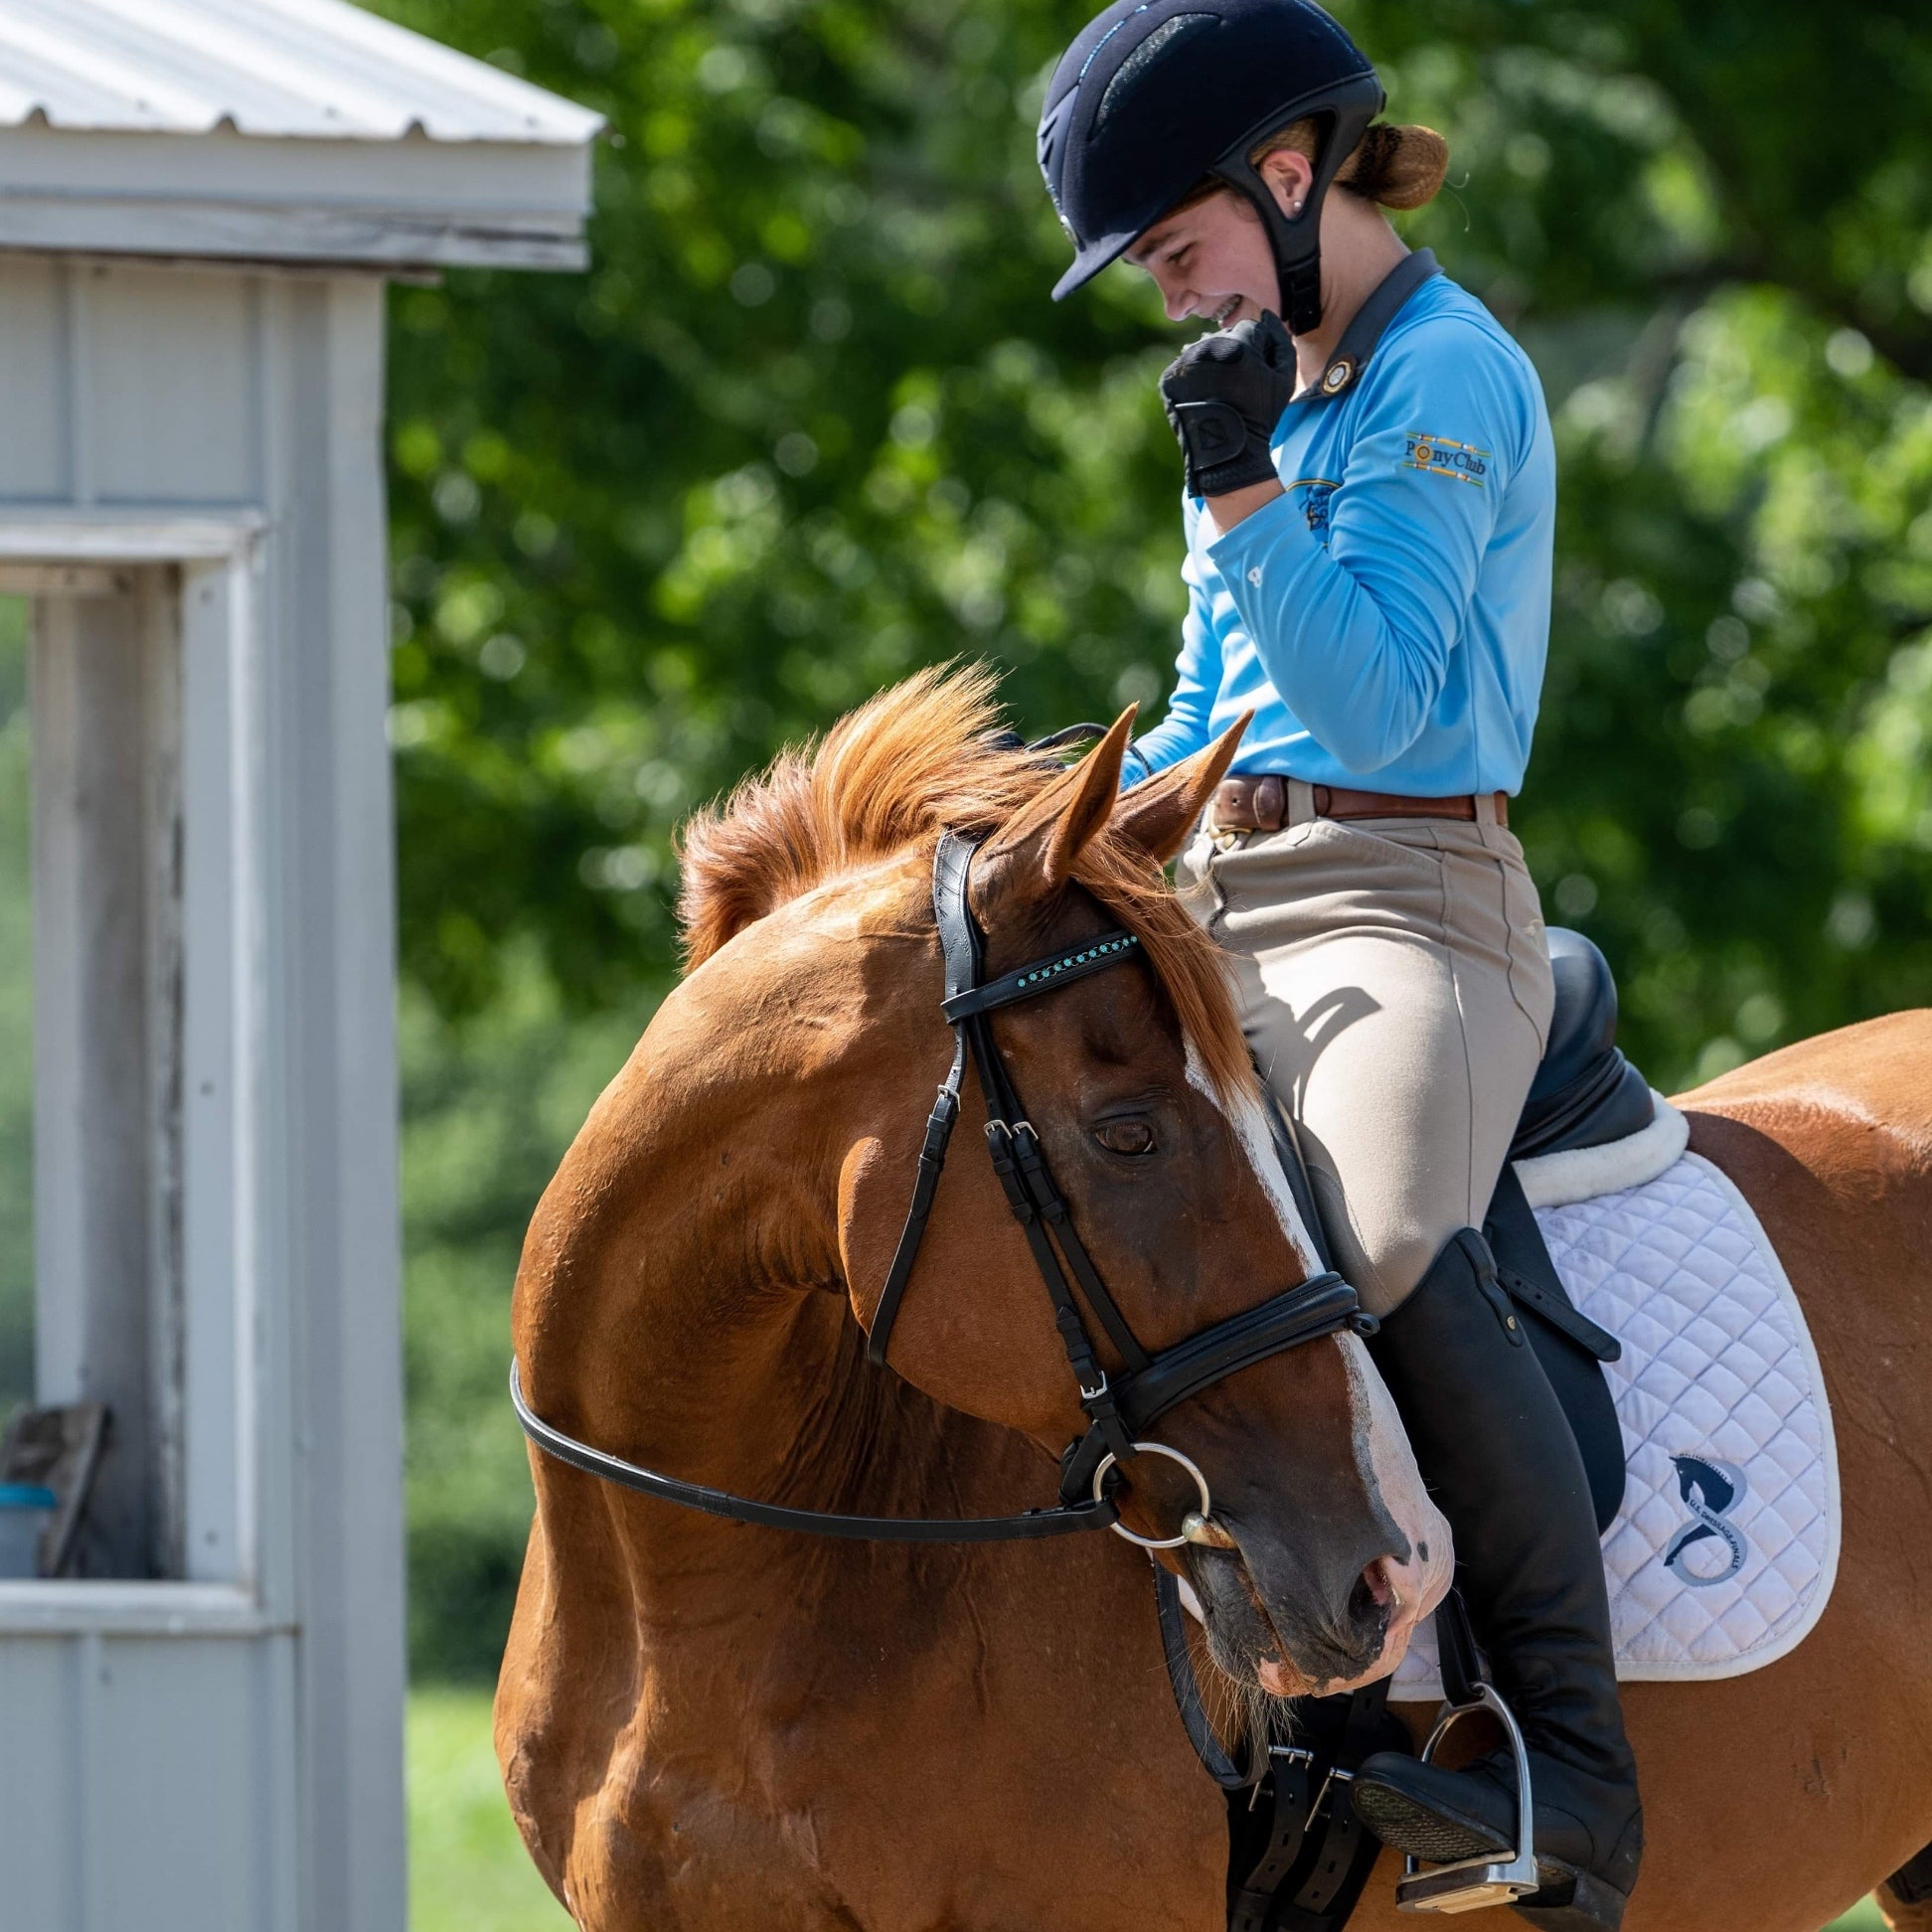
[1112, 714, 1251, 865]
[980, 707, 1136, 901]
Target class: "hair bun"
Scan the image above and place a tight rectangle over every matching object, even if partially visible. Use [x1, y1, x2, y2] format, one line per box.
[1345, 122, 1449, 211]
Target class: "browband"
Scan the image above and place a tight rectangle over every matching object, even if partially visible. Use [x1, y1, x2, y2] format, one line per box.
[939, 931, 1141, 1023]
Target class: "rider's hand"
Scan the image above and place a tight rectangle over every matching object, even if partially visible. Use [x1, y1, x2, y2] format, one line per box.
[1159, 312, 1297, 500]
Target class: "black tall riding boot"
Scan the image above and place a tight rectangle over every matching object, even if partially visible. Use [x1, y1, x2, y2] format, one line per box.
[1352, 1230, 1643, 1931]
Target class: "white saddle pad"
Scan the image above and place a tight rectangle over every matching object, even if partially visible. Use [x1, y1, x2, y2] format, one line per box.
[1391, 1144, 1840, 1699]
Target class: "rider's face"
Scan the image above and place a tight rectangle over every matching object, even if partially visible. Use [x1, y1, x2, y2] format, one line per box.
[1126, 147, 1316, 329]
[1127, 190, 1280, 329]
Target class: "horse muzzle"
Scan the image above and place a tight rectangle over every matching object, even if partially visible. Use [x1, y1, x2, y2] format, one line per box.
[1188, 1517, 1450, 1699]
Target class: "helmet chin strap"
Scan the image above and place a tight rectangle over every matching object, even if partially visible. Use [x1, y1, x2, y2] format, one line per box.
[1208, 77, 1384, 335]
[1237, 178, 1326, 336]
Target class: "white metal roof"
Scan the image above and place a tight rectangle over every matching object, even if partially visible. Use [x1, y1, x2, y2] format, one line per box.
[0, 0, 602, 270]
[0, 0, 602, 143]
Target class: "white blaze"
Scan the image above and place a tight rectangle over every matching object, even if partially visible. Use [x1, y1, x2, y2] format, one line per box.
[1184, 1042, 1454, 1651]
[1339, 1332, 1449, 1564]
[1182, 1043, 1324, 1274]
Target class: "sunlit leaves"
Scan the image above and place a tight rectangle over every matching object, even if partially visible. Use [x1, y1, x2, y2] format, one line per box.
[368, 0, 1930, 1080]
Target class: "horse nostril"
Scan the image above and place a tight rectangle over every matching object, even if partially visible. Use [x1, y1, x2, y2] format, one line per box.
[1348, 1557, 1396, 1639]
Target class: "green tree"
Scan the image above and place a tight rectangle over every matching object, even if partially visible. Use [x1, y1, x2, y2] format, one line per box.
[372, 0, 1932, 1079]
[368, 0, 1932, 1673]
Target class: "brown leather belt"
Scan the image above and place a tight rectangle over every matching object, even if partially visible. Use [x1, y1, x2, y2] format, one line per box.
[1209, 775, 1508, 834]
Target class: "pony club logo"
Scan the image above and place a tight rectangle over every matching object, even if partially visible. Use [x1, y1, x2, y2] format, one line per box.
[1402, 430, 1490, 487]
[1663, 1453, 1750, 1588]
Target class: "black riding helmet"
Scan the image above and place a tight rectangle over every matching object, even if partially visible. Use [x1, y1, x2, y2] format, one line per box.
[1037, 0, 1384, 333]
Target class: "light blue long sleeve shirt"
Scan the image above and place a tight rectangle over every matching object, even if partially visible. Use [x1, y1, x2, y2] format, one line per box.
[1131, 253, 1556, 794]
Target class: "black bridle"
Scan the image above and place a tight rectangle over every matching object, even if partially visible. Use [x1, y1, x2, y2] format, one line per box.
[510, 827, 1372, 1544]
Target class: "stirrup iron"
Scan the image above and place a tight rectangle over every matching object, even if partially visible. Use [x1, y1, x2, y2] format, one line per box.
[1393, 1683, 1540, 1915]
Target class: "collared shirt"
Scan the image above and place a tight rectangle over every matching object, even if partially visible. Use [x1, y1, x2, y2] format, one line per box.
[1130, 250, 1556, 795]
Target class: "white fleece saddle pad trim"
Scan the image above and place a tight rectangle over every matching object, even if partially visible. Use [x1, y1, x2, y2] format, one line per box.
[1515, 1091, 1689, 1209]
[1389, 1146, 1840, 1700]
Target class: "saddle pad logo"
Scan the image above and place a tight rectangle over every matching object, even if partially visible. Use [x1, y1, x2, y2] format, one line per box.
[1402, 431, 1489, 486]
[1663, 1454, 1749, 1587]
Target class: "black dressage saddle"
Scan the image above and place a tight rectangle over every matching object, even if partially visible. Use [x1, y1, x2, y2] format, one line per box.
[1499, 925, 1649, 1528]
[1514, 927, 1656, 1164]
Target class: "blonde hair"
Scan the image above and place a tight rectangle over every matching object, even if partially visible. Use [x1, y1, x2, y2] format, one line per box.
[1173, 117, 1449, 217]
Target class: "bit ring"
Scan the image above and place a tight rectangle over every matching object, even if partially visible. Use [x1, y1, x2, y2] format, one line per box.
[1091, 1441, 1214, 1550]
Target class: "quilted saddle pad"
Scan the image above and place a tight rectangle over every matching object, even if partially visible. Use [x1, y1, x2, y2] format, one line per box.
[1390, 1148, 1840, 1699]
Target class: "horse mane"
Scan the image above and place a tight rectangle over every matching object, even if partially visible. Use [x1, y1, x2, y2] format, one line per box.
[675, 665, 1254, 1099]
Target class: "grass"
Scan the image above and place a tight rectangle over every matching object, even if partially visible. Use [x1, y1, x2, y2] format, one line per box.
[408, 1685, 1894, 1931]
[409, 1686, 569, 1932]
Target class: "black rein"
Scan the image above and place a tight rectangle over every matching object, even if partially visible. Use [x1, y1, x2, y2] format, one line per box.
[507, 1359, 1117, 1541]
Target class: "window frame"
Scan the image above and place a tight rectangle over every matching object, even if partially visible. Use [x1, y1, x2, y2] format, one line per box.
[0, 511, 274, 1631]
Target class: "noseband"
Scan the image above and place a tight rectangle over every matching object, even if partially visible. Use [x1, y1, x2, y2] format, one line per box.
[511, 827, 1371, 1544]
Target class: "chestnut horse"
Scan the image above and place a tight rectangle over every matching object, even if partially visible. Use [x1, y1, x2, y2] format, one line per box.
[498, 670, 1932, 1932]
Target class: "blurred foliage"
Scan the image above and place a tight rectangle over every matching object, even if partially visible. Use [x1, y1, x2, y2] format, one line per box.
[401, 954, 643, 1679]
[365, 0, 1932, 1673]
[368, 0, 1932, 1078]
[0, 596, 32, 1428]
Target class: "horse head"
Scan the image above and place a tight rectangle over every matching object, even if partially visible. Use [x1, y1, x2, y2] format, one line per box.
[669, 669, 1449, 1702]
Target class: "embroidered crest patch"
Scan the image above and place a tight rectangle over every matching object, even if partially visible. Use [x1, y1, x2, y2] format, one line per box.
[1402, 431, 1490, 486]
[1287, 476, 1340, 541]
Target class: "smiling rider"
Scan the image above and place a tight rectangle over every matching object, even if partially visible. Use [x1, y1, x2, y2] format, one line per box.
[1037, 2, 1643, 1926]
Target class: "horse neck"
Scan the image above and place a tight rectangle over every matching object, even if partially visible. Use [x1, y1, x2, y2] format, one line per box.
[547, 1206, 1019, 1603]
[519, 925, 1032, 1593]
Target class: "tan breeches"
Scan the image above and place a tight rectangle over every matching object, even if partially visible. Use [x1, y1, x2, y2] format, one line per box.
[1176, 787, 1554, 1318]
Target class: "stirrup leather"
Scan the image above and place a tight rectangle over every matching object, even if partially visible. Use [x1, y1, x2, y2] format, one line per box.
[1393, 1683, 1540, 1915]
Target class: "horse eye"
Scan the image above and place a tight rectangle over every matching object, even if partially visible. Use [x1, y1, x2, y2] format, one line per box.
[1094, 1119, 1157, 1157]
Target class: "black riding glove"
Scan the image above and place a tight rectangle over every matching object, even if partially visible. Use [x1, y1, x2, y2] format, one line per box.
[1159, 312, 1297, 499]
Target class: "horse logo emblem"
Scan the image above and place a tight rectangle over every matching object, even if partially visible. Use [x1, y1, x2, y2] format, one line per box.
[1663, 1454, 1749, 1588]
